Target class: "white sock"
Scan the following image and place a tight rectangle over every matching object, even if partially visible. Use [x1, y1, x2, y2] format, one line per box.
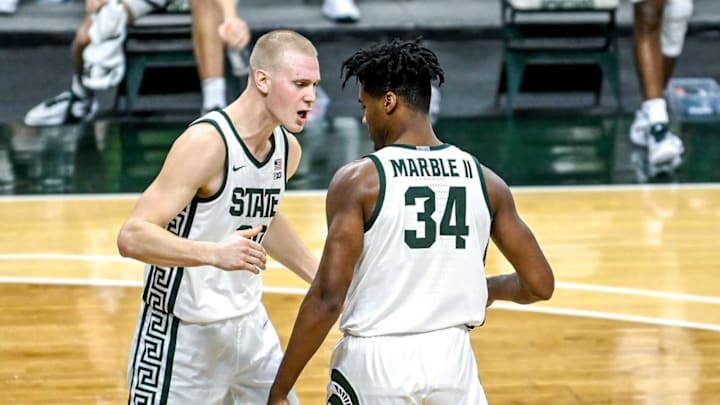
[641, 98, 669, 124]
[71, 75, 91, 99]
[202, 77, 226, 111]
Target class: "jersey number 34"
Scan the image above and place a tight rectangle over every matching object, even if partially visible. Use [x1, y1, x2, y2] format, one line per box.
[404, 186, 468, 249]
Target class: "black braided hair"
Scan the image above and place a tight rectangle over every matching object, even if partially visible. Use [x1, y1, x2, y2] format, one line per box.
[341, 38, 445, 113]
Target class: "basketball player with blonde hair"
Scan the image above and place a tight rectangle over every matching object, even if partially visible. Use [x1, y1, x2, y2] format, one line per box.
[118, 30, 320, 405]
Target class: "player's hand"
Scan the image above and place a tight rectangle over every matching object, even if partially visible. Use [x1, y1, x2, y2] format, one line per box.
[218, 17, 250, 49]
[267, 398, 290, 405]
[213, 226, 266, 272]
[86, 0, 106, 14]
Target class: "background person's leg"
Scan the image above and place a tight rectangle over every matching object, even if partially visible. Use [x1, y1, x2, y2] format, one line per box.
[634, 0, 666, 101]
[191, 0, 228, 113]
[660, 0, 693, 84]
[631, 0, 683, 167]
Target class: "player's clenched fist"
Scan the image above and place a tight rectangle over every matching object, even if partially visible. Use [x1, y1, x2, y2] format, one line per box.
[218, 17, 251, 50]
[212, 226, 267, 272]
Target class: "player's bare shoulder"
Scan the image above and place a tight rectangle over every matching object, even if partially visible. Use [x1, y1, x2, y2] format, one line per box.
[326, 157, 379, 217]
[161, 121, 227, 195]
[174, 121, 226, 156]
[479, 164, 514, 217]
[330, 157, 378, 192]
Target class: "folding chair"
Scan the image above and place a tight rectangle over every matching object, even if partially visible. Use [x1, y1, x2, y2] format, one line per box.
[116, 12, 239, 115]
[495, 0, 622, 115]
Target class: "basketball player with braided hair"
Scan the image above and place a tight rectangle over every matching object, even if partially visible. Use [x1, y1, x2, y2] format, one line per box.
[267, 39, 554, 405]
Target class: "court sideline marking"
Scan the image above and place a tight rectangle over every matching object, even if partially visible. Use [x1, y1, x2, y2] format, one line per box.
[0, 276, 717, 332]
[1, 254, 718, 304]
[1, 268, 719, 333]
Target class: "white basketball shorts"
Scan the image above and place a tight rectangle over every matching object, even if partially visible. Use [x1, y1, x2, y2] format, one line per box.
[127, 302, 299, 405]
[327, 326, 488, 405]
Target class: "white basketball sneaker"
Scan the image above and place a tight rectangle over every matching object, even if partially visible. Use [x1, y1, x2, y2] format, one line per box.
[24, 91, 98, 127]
[323, 0, 360, 22]
[82, 0, 127, 90]
[630, 149, 681, 182]
[629, 109, 650, 146]
[646, 122, 684, 166]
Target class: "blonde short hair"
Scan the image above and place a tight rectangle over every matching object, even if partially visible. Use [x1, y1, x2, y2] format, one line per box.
[249, 30, 318, 73]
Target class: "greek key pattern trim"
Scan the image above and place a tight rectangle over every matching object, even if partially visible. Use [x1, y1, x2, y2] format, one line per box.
[142, 202, 196, 313]
[128, 305, 179, 405]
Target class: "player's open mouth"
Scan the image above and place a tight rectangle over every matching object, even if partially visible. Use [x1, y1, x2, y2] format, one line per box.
[298, 110, 309, 120]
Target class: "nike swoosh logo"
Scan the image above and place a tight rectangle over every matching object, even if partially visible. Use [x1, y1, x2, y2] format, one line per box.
[232, 164, 246, 171]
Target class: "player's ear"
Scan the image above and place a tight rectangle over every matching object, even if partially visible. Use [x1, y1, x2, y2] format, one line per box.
[254, 69, 271, 94]
[384, 92, 397, 113]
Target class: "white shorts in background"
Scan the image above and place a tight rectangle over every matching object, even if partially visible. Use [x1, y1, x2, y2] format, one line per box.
[328, 326, 488, 405]
[127, 303, 299, 405]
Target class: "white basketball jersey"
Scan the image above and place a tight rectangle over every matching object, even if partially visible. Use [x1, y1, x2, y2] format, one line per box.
[339, 144, 492, 337]
[141, 110, 289, 323]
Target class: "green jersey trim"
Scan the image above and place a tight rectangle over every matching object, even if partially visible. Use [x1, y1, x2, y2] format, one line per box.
[473, 156, 493, 220]
[280, 126, 290, 185]
[159, 317, 180, 405]
[127, 307, 180, 405]
[141, 200, 196, 314]
[387, 143, 451, 151]
[365, 155, 386, 232]
[473, 157, 493, 267]
[218, 109, 276, 168]
[191, 118, 229, 203]
[126, 304, 148, 403]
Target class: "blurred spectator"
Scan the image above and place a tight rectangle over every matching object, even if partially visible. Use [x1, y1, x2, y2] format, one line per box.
[630, 0, 693, 168]
[194, 0, 251, 113]
[323, 0, 360, 22]
[24, 0, 249, 126]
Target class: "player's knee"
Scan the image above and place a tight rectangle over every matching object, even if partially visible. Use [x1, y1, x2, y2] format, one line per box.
[661, 0, 693, 57]
[634, 0, 664, 32]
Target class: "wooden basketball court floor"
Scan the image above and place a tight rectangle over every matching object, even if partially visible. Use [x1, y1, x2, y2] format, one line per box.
[0, 185, 719, 404]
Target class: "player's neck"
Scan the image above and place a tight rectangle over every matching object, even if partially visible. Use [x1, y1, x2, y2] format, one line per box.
[225, 92, 280, 148]
[389, 115, 441, 147]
